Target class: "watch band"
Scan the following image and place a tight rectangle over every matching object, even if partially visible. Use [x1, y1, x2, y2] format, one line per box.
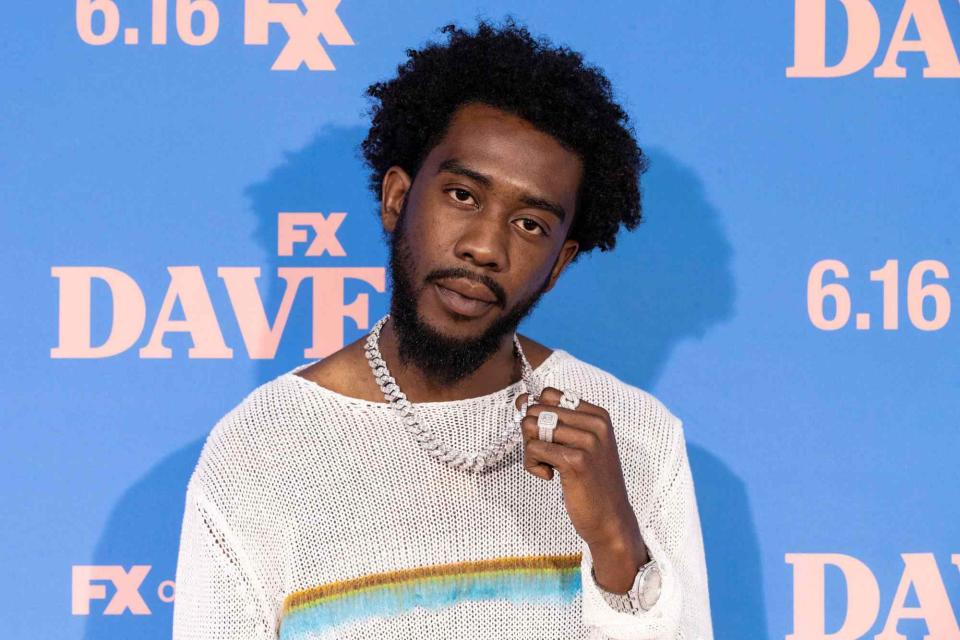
[590, 556, 661, 614]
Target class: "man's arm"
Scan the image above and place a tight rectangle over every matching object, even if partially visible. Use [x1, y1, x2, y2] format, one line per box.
[172, 479, 276, 640]
[580, 417, 714, 640]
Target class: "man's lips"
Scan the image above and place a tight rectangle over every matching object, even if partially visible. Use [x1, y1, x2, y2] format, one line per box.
[433, 277, 498, 304]
[433, 282, 496, 318]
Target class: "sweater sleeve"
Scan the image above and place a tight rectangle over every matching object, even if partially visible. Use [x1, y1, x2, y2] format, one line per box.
[172, 479, 277, 640]
[580, 417, 714, 640]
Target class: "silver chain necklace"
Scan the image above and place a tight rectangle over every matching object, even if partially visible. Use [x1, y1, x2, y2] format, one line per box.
[364, 313, 539, 473]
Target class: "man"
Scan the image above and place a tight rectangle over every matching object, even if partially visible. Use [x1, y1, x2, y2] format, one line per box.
[173, 19, 712, 640]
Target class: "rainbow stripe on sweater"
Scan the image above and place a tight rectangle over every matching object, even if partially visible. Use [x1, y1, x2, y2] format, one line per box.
[279, 553, 583, 637]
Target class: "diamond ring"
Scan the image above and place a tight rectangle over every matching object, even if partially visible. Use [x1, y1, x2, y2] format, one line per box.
[560, 390, 580, 410]
[537, 411, 558, 443]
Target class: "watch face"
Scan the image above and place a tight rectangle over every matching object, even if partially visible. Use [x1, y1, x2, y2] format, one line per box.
[640, 564, 662, 610]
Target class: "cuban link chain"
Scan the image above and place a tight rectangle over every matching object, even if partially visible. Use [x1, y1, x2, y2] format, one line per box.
[364, 313, 539, 473]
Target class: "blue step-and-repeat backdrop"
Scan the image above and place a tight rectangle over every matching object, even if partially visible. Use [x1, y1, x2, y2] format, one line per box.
[2, 2, 959, 638]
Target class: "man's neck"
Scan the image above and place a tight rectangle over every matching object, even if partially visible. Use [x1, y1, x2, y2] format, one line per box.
[376, 322, 523, 403]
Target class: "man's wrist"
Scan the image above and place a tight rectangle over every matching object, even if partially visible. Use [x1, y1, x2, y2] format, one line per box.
[588, 530, 649, 593]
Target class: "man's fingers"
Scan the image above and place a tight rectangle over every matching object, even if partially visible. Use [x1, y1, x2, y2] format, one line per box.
[522, 436, 556, 480]
[524, 459, 555, 480]
[520, 414, 598, 450]
[516, 387, 602, 481]
[534, 387, 608, 421]
[523, 403, 607, 441]
[515, 392, 536, 411]
[515, 393, 526, 411]
[526, 439, 587, 474]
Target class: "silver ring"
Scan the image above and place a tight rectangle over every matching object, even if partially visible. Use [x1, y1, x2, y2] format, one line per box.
[559, 390, 580, 410]
[537, 411, 558, 442]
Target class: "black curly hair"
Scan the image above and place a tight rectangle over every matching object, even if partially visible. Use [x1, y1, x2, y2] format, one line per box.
[361, 18, 649, 261]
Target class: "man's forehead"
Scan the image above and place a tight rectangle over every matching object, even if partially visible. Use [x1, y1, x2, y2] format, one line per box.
[426, 103, 582, 201]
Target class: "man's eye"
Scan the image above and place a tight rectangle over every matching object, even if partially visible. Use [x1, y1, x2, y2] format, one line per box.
[447, 188, 477, 206]
[516, 218, 547, 236]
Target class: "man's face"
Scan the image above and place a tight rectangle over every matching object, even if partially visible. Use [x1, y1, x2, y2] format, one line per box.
[382, 102, 582, 383]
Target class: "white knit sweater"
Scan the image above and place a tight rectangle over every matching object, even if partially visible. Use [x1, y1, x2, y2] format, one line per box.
[171, 348, 713, 640]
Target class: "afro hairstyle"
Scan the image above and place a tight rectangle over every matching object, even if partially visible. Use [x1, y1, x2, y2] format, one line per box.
[361, 18, 649, 260]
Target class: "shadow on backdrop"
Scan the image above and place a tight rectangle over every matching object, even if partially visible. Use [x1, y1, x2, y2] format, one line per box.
[85, 130, 765, 639]
[636, 150, 766, 637]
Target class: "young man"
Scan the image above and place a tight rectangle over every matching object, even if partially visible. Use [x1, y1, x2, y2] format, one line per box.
[173, 20, 712, 640]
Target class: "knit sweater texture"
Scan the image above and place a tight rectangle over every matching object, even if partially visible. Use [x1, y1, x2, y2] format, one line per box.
[171, 348, 713, 639]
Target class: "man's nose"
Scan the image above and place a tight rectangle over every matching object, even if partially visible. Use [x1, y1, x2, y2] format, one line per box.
[453, 212, 510, 271]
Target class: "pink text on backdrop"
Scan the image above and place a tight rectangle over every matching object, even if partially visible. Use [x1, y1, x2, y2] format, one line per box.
[786, 553, 960, 639]
[245, 0, 355, 71]
[787, 0, 960, 78]
[50, 212, 386, 359]
[71, 565, 171, 615]
[278, 211, 347, 256]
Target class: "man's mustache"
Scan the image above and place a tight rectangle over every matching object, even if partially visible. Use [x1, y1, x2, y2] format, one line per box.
[425, 267, 506, 307]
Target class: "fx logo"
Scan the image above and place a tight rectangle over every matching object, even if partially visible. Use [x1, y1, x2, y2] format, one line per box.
[277, 212, 347, 256]
[72, 566, 174, 615]
[245, 0, 354, 71]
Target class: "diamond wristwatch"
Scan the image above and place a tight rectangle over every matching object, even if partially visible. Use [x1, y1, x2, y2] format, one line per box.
[590, 554, 662, 614]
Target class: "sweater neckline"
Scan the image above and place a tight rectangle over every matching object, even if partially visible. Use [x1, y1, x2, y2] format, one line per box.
[284, 348, 568, 410]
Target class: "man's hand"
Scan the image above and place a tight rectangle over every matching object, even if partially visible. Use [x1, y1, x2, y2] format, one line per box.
[516, 387, 649, 592]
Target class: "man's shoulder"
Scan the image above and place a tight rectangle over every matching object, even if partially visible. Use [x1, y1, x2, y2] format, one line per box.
[291, 337, 383, 402]
[198, 369, 306, 454]
[207, 335, 383, 440]
[517, 334, 554, 370]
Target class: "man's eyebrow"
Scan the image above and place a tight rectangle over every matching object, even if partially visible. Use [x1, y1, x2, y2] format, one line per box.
[437, 159, 491, 186]
[437, 158, 567, 223]
[519, 195, 566, 224]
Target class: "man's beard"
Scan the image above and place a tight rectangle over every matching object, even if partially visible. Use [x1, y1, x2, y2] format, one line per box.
[386, 202, 552, 387]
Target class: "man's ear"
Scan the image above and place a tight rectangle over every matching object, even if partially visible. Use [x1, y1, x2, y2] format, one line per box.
[381, 166, 413, 234]
[543, 239, 580, 293]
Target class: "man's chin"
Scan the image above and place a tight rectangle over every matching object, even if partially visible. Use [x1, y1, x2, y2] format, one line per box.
[411, 309, 494, 345]
[389, 315, 500, 385]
